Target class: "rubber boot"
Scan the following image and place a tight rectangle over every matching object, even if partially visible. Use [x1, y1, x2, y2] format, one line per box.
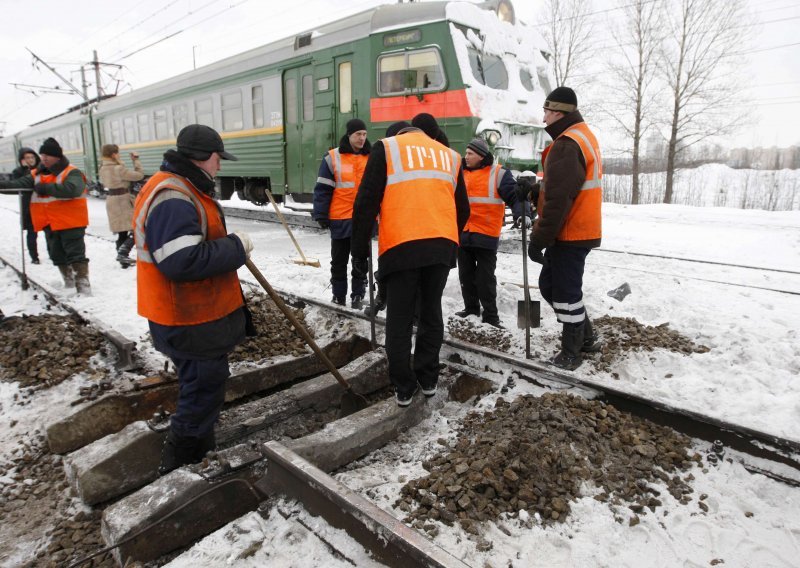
[158, 429, 201, 476]
[58, 265, 75, 289]
[552, 323, 585, 371]
[582, 317, 602, 352]
[73, 261, 92, 296]
[116, 235, 136, 268]
[194, 431, 216, 462]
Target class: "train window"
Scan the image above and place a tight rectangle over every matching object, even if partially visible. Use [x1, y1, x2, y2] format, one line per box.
[252, 85, 264, 128]
[153, 109, 168, 140]
[338, 63, 352, 113]
[317, 78, 329, 92]
[173, 103, 189, 134]
[222, 90, 244, 131]
[195, 98, 214, 128]
[285, 79, 297, 125]
[378, 48, 444, 95]
[537, 69, 552, 96]
[123, 117, 136, 144]
[302, 75, 314, 121]
[111, 120, 121, 143]
[467, 48, 508, 90]
[520, 68, 535, 92]
[137, 113, 151, 141]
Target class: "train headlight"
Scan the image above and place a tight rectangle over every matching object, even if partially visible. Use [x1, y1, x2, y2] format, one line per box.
[484, 130, 501, 146]
[478, 0, 516, 25]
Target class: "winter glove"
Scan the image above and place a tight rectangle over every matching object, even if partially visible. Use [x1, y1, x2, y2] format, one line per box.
[514, 178, 533, 202]
[317, 219, 330, 230]
[513, 216, 532, 230]
[233, 231, 254, 257]
[527, 241, 546, 265]
[351, 257, 368, 280]
[34, 183, 50, 196]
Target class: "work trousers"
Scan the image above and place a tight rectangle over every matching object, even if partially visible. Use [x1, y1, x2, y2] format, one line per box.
[26, 230, 39, 261]
[43, 226, 87, 266]
[116, 231, 130, 250]
[384, 264, 450, 397]
[457, 246, 498, 320]
[169, 355, 230, 438]
[539, 244, 590, 326]
[330, 237, 366, 299]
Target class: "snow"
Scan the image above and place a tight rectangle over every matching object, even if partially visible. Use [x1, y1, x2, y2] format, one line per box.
[0, 168, 799, 565]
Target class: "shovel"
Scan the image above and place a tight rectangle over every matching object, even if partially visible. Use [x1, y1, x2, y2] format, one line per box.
[263, 187, 321, 268]
[366, 243, 377, 349]
[517, 196, 538, 359]
[245, 258, 369, 416]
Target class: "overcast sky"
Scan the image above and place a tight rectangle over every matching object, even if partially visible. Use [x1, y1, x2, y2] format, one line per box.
[0, 0, 798, 149]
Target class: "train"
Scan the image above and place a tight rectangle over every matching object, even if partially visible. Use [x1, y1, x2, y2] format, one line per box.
[0, 0, 552, 204]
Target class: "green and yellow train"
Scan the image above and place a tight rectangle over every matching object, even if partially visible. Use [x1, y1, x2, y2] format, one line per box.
[0, 0, 552, 203]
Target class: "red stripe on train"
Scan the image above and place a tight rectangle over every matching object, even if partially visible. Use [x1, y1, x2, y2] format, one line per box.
[369, 89, 473, 123]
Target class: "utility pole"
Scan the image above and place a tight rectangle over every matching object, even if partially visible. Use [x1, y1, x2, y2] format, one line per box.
[25, 47, 87, 101]
[80, 66, 89, 101]
[93, 50, 103, 99]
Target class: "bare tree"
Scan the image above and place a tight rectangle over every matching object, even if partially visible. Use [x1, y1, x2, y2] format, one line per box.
[659, 0, 750, 204]
[597, 0, 664, 204]
[538, 0, 594, 87]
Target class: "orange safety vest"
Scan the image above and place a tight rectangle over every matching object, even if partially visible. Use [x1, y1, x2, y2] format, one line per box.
[378, 131, 461, 256]
[326, 149, 368, 220]
[463, 164, 506, 238]
[30, 165, 88, 232]
[540, 122, 602, 241]
[133, 171, 243, 326]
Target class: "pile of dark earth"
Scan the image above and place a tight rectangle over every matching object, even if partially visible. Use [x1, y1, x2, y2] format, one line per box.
[0, 313, 110, 389]
[447, 317, 512, 352]
[0, 432, 114, 567]
[397, 393, 702, 548]
[586, 316, 710, 374]
[230, 292, 310, 363]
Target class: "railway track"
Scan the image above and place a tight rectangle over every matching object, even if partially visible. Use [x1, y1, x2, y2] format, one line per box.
[2, 233, 799, 567]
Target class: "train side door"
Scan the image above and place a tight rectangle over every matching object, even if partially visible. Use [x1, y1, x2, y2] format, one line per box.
[283, 65, 317, 194]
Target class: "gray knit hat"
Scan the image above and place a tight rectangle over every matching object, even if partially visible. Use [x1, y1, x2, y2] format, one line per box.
[466, 138, 490, 157]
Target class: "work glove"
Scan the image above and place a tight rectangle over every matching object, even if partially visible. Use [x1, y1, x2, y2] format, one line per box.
[527, 241, 546, 265]
[351, 257, 368, 280]
[34, 183, 50, 196]
[514, 178, 533, 202]
[317, 219, 330, 230]
[233, 231, 254, 257]
[513, 216, 532, 230]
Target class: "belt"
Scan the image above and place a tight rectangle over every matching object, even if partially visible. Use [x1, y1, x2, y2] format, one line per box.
[107, 188, 129, 196]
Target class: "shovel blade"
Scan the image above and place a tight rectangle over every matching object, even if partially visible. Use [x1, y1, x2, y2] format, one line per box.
[517, 299, 541, 329]
[338, 389, 370, 418]
[292, 258, 321, 268]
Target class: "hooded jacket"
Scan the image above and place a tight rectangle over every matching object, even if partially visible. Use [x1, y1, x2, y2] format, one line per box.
[12, 148, 40, 231]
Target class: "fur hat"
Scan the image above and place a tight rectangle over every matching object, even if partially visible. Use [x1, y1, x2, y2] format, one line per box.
[543, 87, 578, 113]
[466, 138, 490, 158]
[38, 138, 63, 159]
[346, 118, 367, 136]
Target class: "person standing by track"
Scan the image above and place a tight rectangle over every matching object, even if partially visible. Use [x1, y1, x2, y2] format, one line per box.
[133, 124, 256, 474]
[11, 148, 42, 264]
[99, 144, 144, 268]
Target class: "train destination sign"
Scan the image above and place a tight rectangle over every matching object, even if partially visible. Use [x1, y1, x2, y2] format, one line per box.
[383, 29, 421, 47]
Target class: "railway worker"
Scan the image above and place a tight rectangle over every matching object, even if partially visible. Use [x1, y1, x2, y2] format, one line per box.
[350, 115, 470, 406]
[528, 87, 602, 370]
[455, 138, 530, 328]
[0, 138, 92, 294]
[133, 124, 256, 474]
[11, 148, 42, 264]
[313, 118, 372, 309]
[98, 144, 144, 268]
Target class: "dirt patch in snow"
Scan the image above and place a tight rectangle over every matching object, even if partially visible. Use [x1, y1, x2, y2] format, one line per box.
[230, 292, 311, 364]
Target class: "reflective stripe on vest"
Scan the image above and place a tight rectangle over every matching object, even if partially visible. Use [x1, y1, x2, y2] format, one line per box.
[464, 164, 506, 238]
[541, 122, 602, 242]
[378, 131, 460, 256]
[29, 165, 89, 232]
[328, 149, 368, 220]
[133, 171, 243, 326]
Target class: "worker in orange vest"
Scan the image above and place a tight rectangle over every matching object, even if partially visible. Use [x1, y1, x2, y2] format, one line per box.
[133, 124, 255, 474]
[456, 138, 530, 328]
[528, 87, 603, 370]
[313, 118, 371, 309]
[0, 138, 91, 294]
[350, 115, 470, 406]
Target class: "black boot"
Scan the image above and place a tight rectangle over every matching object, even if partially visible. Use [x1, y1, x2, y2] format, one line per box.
[455, 308, 480, 318]
[194, 431, 216, 462]
[117, 235, 136, 268]
[158, 430, 202, 476]
[582, 317, 602, 352]
[552, 323, 585, 371]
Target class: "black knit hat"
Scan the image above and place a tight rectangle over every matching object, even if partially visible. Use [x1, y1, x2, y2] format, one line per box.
[543, 86, 578, 113]
[346, 118, 367, 136]
[39, 138, 63, 159]
[385, 121, 411, 138]
[177, 124, 238, 161]
[411, 113, 440, 139]
[466, 138, 490, 158]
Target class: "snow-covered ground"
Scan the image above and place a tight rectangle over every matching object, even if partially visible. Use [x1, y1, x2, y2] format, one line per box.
[0, 188, 798, 566]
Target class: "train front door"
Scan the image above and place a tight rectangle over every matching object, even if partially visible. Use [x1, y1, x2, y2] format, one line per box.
[283, 65, 317, 194]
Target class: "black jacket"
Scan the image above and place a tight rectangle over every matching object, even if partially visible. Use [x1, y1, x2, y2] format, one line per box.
[12, 148, 40, 232]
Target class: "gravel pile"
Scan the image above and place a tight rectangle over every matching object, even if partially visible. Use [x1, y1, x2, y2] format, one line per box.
[447, 317, 512, 352]
[588, 316, 710, 373]
[230, 292, 311, 363]
[397, 393, 700, 538]
[0, 314, 110, 388]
